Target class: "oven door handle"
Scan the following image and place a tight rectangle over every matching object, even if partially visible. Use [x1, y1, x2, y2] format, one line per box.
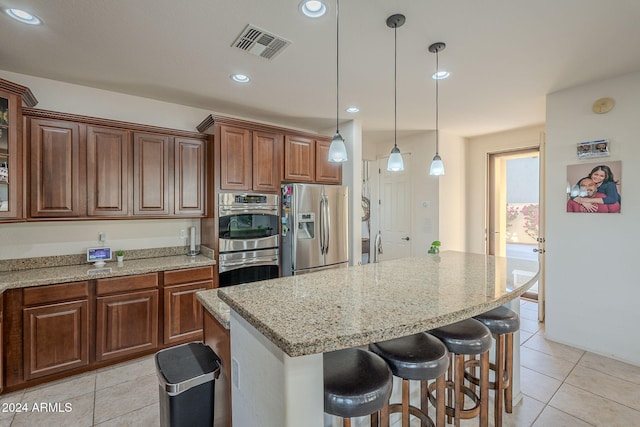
[219, 206, 278, 215]
[219, 257, 279, 272]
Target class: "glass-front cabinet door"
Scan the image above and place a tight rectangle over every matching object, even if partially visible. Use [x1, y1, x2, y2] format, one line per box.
[0, 78, 38, 220]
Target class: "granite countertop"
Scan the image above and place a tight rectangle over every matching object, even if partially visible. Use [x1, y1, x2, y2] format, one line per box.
[0, 251, 216, 293]
[204, 251, 538, 357]
[196, 289, 231, 329]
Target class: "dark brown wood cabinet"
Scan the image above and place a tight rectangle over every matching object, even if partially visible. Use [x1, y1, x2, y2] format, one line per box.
[204, 310, 231, 427]
[163, 266, 213, 345]
[284, 134, 315, 182]
[29, 118, 85, 217]
[87, 125, 131, 216]
[96, 273, 159, 362]
[174, 137, 205, 215]
[22, 281, 90, 380]
[315, 138, 342, 184]
[219, 125, 282, 193]
[133, 132, 171, 216]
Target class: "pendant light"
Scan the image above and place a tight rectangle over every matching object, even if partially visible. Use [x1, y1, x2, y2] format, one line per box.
[386, 14, 405, 172]
[429, 42, 446, 176]
[327, 0, 348, 163]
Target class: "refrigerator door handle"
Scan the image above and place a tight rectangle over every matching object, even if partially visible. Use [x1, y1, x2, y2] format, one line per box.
[324, 194, 330, 255]
[319, 196, 325, 255]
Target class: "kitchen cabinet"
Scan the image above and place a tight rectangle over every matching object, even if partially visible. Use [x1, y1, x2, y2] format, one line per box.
[29, 118, 85, 217]
[203, 310, 231, 427]
[315, 137, 342, 184]
[219, 125, 282, 193]
[174, 137, 205, 215]
[284, 134, 315, 182]
[22, 281, 90, 380]
[0, 78, 36, 222]
[162, 266, 213, 345]
[87, 125, 131, 216]
[96, 273, 158, 362]
[133, 132, 171, 216]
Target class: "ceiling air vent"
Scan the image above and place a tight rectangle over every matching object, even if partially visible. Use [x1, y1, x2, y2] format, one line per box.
[232, 24, 291, 60]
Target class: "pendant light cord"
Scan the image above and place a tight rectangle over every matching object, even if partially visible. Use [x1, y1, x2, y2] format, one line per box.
[394, 24, 397, 149]
[336, 0, 340, 134]
[435, 48, 439, 156]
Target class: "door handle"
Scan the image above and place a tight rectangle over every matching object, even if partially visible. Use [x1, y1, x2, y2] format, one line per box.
[401, 237, 410, 241]
[533, 248, 545, 253]
[324, 195, 330, 254]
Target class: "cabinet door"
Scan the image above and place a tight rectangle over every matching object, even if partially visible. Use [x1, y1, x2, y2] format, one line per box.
[174, 137, 205, 215]
[133, 133, 170, 215]
[253, 131, 282, 192]
[284, 135, 314, 182]
[0, 90, 22, 220]
[29, 119, 85, 217]
[23, 300, 89, 380]
[315, 138, 342, 184]
[96, 289, 158, 361]
[87, 126, 131, 216]
[163, 280, 213, 345]
[220, 125, 251, 190]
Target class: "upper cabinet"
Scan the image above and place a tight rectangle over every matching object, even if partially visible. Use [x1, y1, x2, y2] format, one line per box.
[284, 134, 314, 182]
[219, 125, 282, 193]
[23, 109, 207, 220]
[314, 137, 342, 184]
[0, 78, 37, 222]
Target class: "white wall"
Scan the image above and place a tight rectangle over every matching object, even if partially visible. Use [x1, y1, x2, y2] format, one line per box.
[545, 71, 640, 365]
[465, 125, 545, 254]
[437, 131, 466, 252]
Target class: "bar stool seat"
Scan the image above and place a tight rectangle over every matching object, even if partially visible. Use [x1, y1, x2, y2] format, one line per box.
[324, 348, 393, 426]
[466, 306, 520, 427]
[370, 332, 449, 427]
[429, 318, 492, 427]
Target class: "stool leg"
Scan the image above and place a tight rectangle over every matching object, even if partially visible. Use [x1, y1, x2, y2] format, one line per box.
[343, 418, 351, 427]
[494, 334, 505, 427]
[402, 378, 410, 427]
[447, 354, 453, 425]
[371, 410, 379, 427]
[479, 351, 489, 427]
[436, 375, 446, 427]
[505, 332, 514, 413]
[380, 401, 390, 427]
[454, 354, 464, 427]
[421, 379, 429, 427]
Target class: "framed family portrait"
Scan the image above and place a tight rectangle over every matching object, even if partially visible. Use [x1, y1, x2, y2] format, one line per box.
[566, 160, 621, 213]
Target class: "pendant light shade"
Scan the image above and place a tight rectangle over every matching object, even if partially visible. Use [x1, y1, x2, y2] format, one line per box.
[429, 42, 446, 176]
[386, 14, 405, 172]
[328, 0, 348, 163]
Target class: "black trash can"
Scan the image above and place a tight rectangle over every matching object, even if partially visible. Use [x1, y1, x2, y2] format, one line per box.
[156, 342, 221, 427]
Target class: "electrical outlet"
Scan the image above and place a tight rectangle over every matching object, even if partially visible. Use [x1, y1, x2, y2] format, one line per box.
[232, 358, 239, 389]
[98, 232, 107, 243]
[179, 229, 186, 239]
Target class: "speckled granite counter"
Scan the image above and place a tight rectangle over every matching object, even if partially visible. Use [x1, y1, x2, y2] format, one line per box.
[211, 251, 538, 357]
[196, 289, 230, 329]
[0, 252, 215, 292]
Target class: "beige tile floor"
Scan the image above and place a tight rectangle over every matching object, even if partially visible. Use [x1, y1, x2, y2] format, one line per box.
[0, 299, 639, 426]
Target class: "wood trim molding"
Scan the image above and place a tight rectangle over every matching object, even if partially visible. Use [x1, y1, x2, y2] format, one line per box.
[0, 78, 38, 107]
[197, 114, 330, 140]
[23, 108, 206, 139]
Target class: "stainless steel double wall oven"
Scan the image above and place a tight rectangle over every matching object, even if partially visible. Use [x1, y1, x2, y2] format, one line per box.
[218, 193, 279, 287]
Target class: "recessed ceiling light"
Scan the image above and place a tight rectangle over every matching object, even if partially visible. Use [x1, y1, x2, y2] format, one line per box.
[5, 8, 42, 25]
[299, 0, 326, 18]
[345, 106, 359, 113]
[231, 74, 250, 83]
[432, 70, 450, 80]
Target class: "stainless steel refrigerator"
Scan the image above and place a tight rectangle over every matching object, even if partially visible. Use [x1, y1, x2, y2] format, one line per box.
[281, 183, 349, 276]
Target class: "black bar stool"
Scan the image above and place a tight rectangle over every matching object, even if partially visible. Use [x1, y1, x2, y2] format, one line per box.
[429, 318, 492, 427]
[466, 306, 520, 427]
[369, 332, 449, 427]
[324, 348, 393, 427]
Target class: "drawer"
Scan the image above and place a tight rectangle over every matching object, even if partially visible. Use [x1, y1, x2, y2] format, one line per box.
[96, 273, 158, 296]
[164, 266, 213, 286]
[23, 281, 89, 306]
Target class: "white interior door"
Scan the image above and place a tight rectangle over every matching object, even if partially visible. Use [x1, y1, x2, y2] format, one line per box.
[376, 154, 411, 261]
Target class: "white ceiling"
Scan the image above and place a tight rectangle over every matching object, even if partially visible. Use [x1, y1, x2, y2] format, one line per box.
[2, 0, 640, 139]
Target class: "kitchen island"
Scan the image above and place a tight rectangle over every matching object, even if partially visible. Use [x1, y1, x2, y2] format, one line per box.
[198, 251, 539, 427]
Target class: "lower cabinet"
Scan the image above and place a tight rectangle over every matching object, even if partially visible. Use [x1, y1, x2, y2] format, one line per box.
[96, 274, 159, 362]
[22, 281, 90, 381]
[163, 266, 213, 345]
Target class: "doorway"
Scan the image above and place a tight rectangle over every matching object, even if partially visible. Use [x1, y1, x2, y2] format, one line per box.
[374, 153, 412, 262]
[488, 148, 540, 299]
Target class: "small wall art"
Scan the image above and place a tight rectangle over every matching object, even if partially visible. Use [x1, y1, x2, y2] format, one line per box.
[577, 139, 609, 159]
[566, 160, 621, 213]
